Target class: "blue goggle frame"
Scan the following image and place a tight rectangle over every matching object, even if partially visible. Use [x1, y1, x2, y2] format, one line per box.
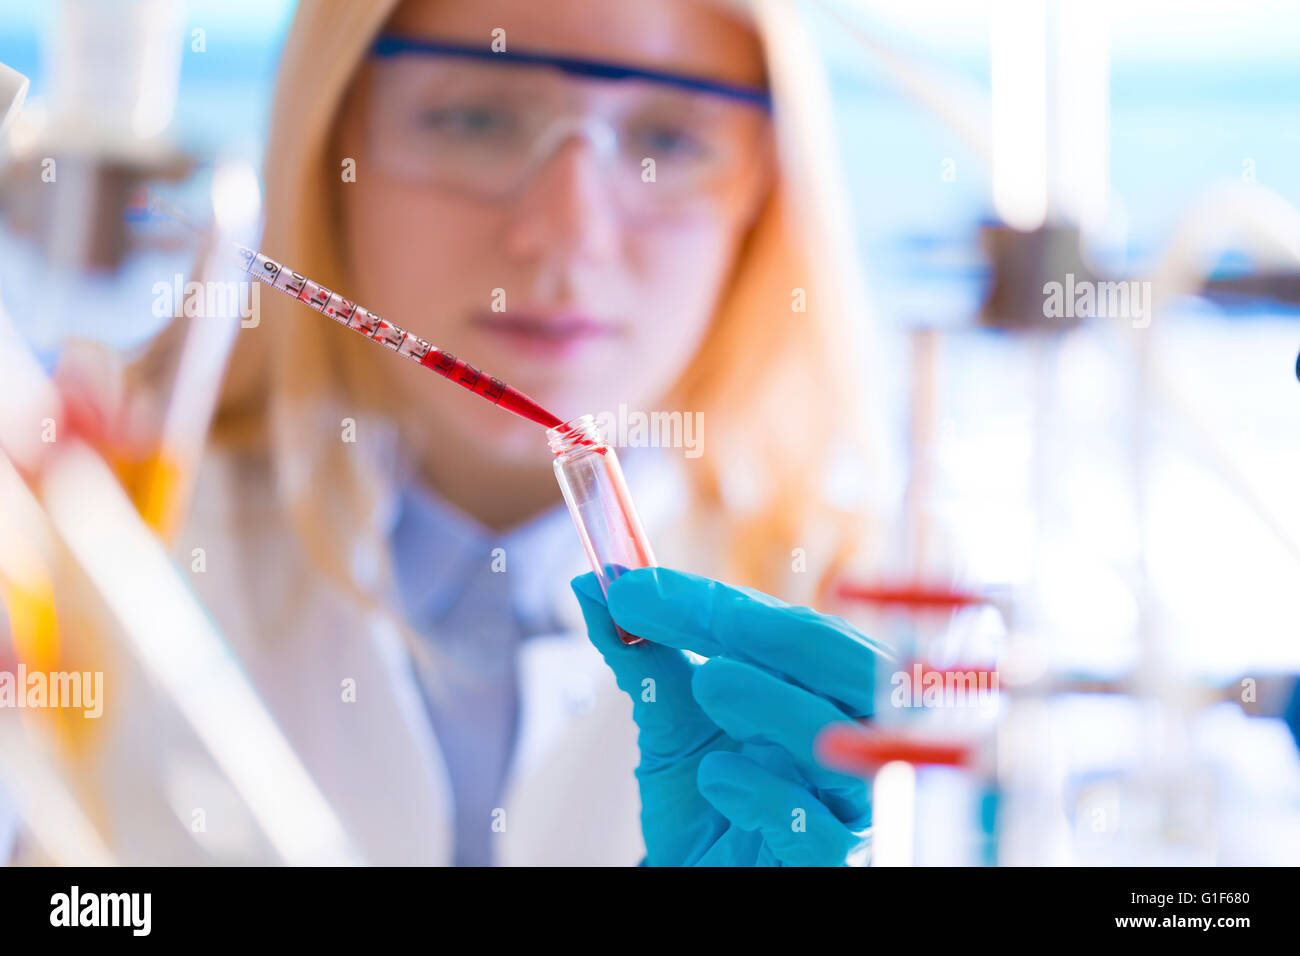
[371, 34, 773, 111]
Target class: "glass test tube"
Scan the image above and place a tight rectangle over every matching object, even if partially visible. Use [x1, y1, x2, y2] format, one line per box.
[549, 415, 657, 645]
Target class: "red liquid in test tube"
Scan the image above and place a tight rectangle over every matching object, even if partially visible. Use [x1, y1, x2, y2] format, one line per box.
[549, 415, 657, 645]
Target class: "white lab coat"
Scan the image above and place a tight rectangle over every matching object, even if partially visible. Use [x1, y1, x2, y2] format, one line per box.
[10, 442, 710, 865]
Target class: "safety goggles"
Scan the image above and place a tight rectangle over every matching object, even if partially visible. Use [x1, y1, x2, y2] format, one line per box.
[361, 35, 773, 219]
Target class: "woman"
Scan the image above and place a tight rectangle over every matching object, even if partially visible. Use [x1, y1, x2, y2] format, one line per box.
[22, 0, 884, 866]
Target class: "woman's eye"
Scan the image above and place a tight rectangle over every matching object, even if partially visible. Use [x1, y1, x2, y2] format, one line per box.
[632, 125, 711, 160]
[419, 106, 516, 138]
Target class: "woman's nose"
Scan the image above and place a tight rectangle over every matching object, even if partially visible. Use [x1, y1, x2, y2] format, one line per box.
[502, 134, 621, 266]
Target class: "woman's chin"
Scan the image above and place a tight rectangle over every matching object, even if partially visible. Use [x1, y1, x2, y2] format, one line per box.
[416, 389, 561, 464]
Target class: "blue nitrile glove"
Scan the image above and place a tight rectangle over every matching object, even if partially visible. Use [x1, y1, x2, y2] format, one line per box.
[571, 567, 882, 867]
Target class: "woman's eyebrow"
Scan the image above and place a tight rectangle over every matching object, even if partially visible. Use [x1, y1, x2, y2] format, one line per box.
[370, 33, 772, 109]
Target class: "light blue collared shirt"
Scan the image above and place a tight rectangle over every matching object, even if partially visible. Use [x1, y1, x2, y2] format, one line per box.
[386, 471, 588, 867]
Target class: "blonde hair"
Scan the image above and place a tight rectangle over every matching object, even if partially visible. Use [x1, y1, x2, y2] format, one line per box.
[211, 0, 879, 607]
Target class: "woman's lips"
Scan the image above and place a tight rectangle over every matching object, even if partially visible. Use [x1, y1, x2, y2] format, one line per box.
[470, 311, 619, 359]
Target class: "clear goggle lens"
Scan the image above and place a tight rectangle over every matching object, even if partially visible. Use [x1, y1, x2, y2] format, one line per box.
[361, 46, 772, 218]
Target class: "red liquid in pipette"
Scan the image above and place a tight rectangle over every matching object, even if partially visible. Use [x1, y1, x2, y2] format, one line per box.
[135, 202, 575, 434]
[416, 347, 563, 429]
[230, 240, 569, 430]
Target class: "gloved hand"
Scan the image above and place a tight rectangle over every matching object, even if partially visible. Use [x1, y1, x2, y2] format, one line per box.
[571, 567, 883, 866]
